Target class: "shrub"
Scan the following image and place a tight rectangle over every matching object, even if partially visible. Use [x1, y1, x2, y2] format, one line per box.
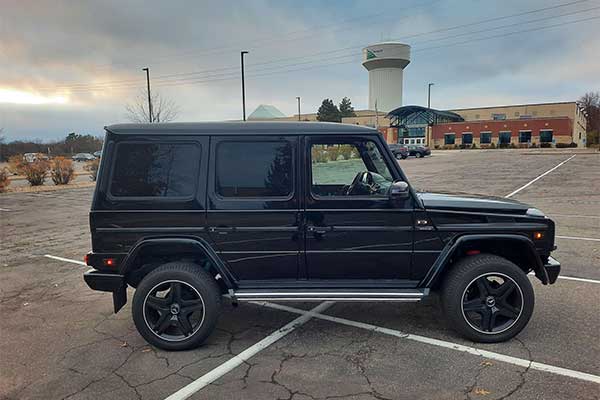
[489, 142, 496, 149]
[540, 142, 552, 148]
[510, 143, 517, 149]
[22, 159, 50, 186]
[338, 145, 354, 160]
[471, 143, 478, 149]
[84, 158, 100, 181]
[50, 157, 75, 185]
[531, 142, 538, 148]
[570, 142, 578, 148]
[7, 154, 25, 175]
[434, 145, 440, 150]
[498, 143, 509, 149]
[0, 168, 10, 192]
[327, 146, 340, 161]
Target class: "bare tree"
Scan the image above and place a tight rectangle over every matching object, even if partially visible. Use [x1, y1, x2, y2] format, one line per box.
[578, 91, 600, 145]
[125, 91, 179, 123]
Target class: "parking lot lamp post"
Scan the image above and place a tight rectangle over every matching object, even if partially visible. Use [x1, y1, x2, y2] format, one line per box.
[427, 82, 434, 109]
[427, 83, 434, 146]
[296, 96, 301, 121]
[241, 51, 249, 121]
[142, 68, 153, 123]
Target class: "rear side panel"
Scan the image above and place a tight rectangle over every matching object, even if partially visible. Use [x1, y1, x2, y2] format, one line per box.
[90, 133, 210, 257]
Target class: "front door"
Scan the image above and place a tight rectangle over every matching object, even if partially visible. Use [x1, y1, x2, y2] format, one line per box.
[206, 135, 300, 282]
[304, 135, 414, 280]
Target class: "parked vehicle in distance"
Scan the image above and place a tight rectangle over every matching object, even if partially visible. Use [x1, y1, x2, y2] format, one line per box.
[407, 145, 431, 158]
[72, 153, 96, 162]
[388, 143, 409, 159]
[93, 150, 102, 158]
[84, 122, 560, 350]
[23, 152, 49, 163]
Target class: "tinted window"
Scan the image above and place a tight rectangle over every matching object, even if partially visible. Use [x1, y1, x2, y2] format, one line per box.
[480, 132, 492, 144]
[110, 142, 199, 198]
[216, 141, 293, 197]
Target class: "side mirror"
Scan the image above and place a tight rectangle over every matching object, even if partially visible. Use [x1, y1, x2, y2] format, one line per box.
[389, 181, 410, 200]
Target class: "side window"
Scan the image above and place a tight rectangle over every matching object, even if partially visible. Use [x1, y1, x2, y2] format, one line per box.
[110, 142, 199, 198]
[216, 141, 293, 198]
[310, 140, 393, 197]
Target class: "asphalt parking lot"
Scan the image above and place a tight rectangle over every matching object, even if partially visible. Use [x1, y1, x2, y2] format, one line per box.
[1, 149, 598, 400]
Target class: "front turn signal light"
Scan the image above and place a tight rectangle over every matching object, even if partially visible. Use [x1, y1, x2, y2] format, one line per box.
[534, 232, 544, 240]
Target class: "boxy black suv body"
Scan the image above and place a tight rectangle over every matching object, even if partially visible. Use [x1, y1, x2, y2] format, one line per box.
[85, 122, 560, 350]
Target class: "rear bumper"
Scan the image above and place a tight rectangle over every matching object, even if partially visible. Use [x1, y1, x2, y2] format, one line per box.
[544, 256, 561, 284]
[83, 270, 127, 313]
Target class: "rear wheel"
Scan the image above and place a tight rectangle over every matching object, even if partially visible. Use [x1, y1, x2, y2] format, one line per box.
[441, 254, 534, 343]
[415, 152, 423, 158]
[132, 262, 221, 351]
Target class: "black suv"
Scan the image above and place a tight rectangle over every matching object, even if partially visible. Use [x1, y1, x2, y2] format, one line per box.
[84, 122, 560, 350]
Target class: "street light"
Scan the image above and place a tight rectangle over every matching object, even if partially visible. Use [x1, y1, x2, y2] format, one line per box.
[427, 82, 434, 109]
[142, 67, 153, 123]
[241, 51, 249, 121]
[296, 96, 301, 121]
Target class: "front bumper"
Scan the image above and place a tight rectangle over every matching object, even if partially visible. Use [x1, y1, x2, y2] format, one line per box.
[544, 256, 561, 284]
[84, 270, 127, 313]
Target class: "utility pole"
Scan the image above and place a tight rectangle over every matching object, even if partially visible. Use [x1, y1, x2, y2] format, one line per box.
[427, 82, 434, 109]
[296, 96, 301, 121]
[142, 68, 153, 123]
[241, 51, 249, 121]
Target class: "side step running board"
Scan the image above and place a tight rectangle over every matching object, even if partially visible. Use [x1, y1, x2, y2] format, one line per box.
[229, 288, 429, 302]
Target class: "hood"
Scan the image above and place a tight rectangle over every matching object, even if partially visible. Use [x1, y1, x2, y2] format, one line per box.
[417, 192, 530, 214]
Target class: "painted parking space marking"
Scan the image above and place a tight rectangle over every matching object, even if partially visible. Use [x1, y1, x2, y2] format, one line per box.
[165, 301, 332, 400]
[257, 302, 600, 385]
[556, 235, 600, 242]
[550, 214, 600, 219]
[44, 254, 87, 266]
[505, 154, 576, 198]
[0, 208, 10, 211]
[528, 272, 600, 285]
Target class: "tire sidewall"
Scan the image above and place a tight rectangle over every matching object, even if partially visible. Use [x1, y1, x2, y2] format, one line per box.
[442, 255, 534, 343]
[132, 263, 221, 351]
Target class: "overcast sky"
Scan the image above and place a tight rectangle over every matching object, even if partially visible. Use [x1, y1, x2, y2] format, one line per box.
[1, 0, 599, 141]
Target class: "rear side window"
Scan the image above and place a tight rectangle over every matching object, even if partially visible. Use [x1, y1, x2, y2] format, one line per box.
[216, 141, 293, 198]
[110, 142, 199, 198]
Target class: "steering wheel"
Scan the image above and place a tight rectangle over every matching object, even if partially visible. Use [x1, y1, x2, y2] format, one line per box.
[345, 171, 380, 196]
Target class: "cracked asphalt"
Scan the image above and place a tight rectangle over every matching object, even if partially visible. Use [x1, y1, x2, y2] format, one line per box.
[1, 149, 599, 400]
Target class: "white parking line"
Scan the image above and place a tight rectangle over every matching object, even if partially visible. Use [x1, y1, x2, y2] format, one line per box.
[528, 272, 600, 284]
[165, 301, 332, 400]
[44, 254, 87, 266]
[556, 235, 600, 242]
[0, 208, 10, 211]
[257, 302, 600, 385]
[505, 154, 576, 198]
[551, 214, 600, 219]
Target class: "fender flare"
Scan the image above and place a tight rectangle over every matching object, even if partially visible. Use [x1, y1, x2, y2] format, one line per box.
[420, 234, 548, 288]
[119, 236, 235, 289]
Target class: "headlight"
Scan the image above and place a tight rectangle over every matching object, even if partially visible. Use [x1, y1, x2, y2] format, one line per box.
[526, 208, 545, 217]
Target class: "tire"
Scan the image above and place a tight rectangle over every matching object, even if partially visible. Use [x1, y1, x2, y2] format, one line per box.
[415, 152, 422, 158]
[441, 254, 534, 343]
[132, 262, 222, 351]
[401, 154, 408, 160]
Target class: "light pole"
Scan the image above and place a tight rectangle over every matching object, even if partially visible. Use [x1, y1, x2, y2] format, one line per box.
[142, 68, 153, 123]
[241, 51, 249, 121]
[427, 82, 434, 109]
[296, 96, 301, 121]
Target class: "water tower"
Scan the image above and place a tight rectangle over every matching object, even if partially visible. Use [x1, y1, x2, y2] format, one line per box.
[362, 43, 411, 113]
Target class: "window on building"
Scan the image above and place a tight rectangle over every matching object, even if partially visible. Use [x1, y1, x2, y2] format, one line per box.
[462, 132, 473, 145]
[492, 113, 506, 120]
[445, 133, 455, 145]
[310, 140, 393, 197]
[499, 131, 511, 144]
[480, 131, 492, 144]
[519, 131, 532, 143]
[519, 115, 532, 119]
[410, 138, 415, 144]
[540, 129, 553, 143]
[216, 141, 293, 198]
[110, 142, 200, 198]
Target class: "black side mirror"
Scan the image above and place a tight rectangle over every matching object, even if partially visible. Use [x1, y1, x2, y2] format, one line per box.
[389, 181, 410, 199]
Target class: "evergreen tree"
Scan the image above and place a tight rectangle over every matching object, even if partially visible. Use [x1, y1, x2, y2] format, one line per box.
[317, 99, 341, 122]
[339, 97, 356, 117]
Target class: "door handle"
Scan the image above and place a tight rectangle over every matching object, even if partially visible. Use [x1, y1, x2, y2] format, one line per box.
[208, 227, 235, 235]
[307, 226, 331, 234]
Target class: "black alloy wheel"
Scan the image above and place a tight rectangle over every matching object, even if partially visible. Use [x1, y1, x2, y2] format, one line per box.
[143, 280, 205, 341]
[461, 273, 523, 334]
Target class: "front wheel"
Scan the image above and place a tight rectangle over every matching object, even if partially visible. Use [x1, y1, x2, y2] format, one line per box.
[415, 152, 423, 158]
[132, 262, 222, 351]
[441, 254, 534, 343]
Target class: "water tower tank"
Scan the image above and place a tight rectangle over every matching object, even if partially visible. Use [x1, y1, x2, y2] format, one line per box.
[362, 43, 411, 113]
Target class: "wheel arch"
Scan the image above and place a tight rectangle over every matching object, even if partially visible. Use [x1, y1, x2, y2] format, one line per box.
[421, 234, 548, 288]
[120, 236, 235, 292]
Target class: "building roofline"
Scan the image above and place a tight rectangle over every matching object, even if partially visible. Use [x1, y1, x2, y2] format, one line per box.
[433, 115, 571, 125]
[450, 101, 578, 112]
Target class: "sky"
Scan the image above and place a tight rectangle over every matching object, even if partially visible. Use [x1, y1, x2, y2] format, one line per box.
[1, 0, 599, 141]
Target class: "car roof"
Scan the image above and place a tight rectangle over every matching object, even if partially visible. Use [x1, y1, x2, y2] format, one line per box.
[105, 121, 379, 136]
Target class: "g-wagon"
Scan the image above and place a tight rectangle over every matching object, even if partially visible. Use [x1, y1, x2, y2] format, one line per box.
[84, 122, 560, 350]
